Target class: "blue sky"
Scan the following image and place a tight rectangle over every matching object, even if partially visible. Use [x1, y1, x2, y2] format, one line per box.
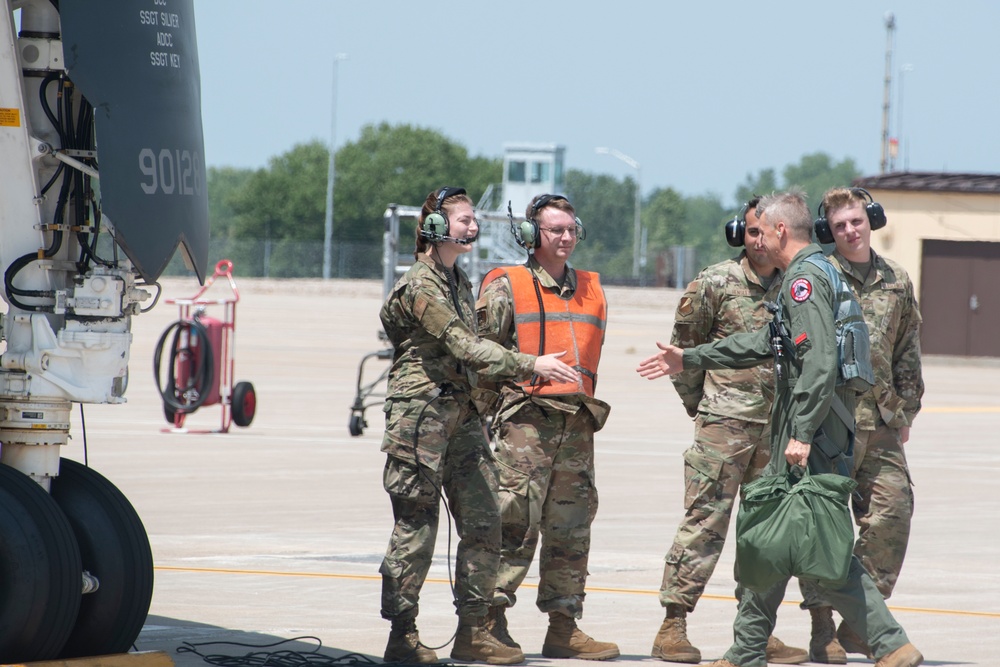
[192, 1, 1000, 202]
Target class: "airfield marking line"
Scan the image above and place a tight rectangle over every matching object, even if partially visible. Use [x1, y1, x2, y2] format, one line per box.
[154, 565, 999, 619]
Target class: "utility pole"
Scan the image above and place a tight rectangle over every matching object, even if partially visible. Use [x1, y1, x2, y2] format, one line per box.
[880, 12, 895, 174]
[323, 53, 348, 279]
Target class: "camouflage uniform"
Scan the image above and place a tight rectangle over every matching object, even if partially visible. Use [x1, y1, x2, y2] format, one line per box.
[659, 253, 781, 613]
[476, 256, 610, 619]
[801, 249, 923, 606]
[379, 255, 536, 622]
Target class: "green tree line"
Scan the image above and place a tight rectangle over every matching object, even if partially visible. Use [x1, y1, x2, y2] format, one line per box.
[187, 122, 860, 282]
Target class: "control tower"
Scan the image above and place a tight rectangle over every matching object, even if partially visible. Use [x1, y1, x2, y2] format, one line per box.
[502, 142, 566, 216]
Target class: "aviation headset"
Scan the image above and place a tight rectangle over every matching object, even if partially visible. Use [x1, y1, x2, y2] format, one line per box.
[814, 187, 887, 244]
[513, 194, 587, 250]
[725, 200, 754, 248]
[421, 186, 468, 241]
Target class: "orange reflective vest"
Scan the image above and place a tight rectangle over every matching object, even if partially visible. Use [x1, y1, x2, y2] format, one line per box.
[481, 265, 606, 397]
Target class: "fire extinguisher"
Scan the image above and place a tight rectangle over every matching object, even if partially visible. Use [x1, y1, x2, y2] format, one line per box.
[153, 309, 222, 418]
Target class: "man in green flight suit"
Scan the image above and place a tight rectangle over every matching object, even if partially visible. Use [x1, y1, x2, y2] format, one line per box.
[653, 197, 807, 665]
[636, 191, 923, 667]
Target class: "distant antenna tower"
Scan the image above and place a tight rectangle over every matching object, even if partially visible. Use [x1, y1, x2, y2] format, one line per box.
[880, 12, 895, 174]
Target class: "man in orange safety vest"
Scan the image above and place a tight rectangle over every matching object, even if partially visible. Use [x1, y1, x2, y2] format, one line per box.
[475, 194, 618, 661]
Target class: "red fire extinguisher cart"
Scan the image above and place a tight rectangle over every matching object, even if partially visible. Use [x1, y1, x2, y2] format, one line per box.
[153, 259, 256, 433]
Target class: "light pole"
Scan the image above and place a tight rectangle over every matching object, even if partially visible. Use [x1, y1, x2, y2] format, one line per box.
[596, 147, 642, 281]
[897, 63, 913, 171]
[323, 53, 348, 279]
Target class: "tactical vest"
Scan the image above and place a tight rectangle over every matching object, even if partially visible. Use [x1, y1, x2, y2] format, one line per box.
[481, 265, 606, 397]
[801, 255, 875, 393]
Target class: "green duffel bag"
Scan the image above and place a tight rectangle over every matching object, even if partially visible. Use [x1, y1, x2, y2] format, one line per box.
[734, 466, 857, 593]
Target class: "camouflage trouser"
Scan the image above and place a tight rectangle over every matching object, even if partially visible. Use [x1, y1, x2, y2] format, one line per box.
[491, 401, 598, 618]
[379, 404, 501, 621]
[659, 414, 771, 612]
[801, 422, 913, 606]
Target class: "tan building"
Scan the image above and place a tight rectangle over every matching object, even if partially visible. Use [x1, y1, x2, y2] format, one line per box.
[854, 173, 1000, 358]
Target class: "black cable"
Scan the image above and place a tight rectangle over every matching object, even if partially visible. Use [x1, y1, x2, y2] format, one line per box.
[4, 252, 55, 312]
[175, 637, 424, 667]
[79, 403, 88, 466]
[443, 268, 465, 326]
[408, 393, 459, 654]
[153, 318, 215, 413]
[40, 75, 111, 274]
[138, 280, 162, 313]
[530, 275, 546, 357]
[413, 392, 455, 600]
[62, 76, 75, 150]
[9, 73, 111, 314]
[38, 73, 64, 144]
[5, 157, 66, 306]
[525, 275, 549, 406]
[39, 161, 64, 196]
[70, 98, 114, 272]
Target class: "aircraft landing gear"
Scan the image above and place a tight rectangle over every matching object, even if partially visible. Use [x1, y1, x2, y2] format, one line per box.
[0, 460, 153, 662]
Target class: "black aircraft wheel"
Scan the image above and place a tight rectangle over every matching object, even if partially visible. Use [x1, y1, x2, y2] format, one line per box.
[0, 463, 82, 662]
[50, 458, 154, 658]
[232, 381, 256, 427]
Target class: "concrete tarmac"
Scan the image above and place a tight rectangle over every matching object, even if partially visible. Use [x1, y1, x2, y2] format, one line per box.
[62, 277, 999, 666]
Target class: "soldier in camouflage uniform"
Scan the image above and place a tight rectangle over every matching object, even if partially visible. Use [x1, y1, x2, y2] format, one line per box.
[637, 191, 923, 667]
[378, 187, 580, 665]
[476, 195, 619, 660]
[798, 187, 924, 662]
[652, 199, 807, 665]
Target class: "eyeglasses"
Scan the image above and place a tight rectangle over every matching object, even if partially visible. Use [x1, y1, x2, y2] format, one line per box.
[538, 226, 580, 238]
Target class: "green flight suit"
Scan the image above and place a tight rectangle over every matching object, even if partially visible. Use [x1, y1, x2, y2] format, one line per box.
[681, 244, 911, 666]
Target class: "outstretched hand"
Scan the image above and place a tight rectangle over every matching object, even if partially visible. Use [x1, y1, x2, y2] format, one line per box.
[636, 342, 685, 380]
[533, 351, 580, 384]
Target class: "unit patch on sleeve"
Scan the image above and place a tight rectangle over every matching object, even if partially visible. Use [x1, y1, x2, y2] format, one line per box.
[790, 278, 812, 303]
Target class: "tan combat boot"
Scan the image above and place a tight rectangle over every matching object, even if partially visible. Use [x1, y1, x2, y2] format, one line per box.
[384, 617, 439, 664]
[874, 642, 923, 667]
[765, 635, 809, 664]
[808, 607, 847, 664]
[484, 605, 521, 649]
[836, 619, 873, 658]
[451, 614, 525, 665]
[542, 612, 620, 660]
[650, 604, 700, 663]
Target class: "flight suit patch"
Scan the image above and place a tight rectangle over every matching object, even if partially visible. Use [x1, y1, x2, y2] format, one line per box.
[790, 278, 812, 302]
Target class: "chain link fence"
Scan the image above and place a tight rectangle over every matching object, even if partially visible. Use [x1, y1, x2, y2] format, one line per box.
[162, 239, 383, 279]
[161, 237, 699, 288]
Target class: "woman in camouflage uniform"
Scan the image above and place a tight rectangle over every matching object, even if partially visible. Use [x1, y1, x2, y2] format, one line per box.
[378, 187, 579, 665]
